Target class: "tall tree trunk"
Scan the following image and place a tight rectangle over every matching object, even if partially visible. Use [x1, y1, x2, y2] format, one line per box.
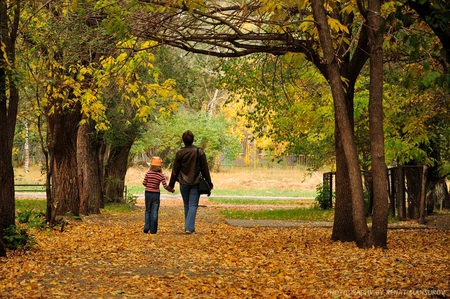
[24, 120, 30, 172]
[46, 101, 82, 220]
[98, 142, 108, 209]
[311, 0, 372, 248]
[77, 119, 103, 214]
[0, 230, 5, 257]
[104, 145, 132, 203]
[331, 124, 356, 242]
[0, 57, 15, 239]
[37, 113, 53, 223]
[0, 0, 20, 257]
[366, 0, 389, 248]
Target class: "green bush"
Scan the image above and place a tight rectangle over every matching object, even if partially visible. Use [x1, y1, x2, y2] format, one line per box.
[314, 183, 333, 210]
[3, 206, 46, 251]
[3, 225, 35, 250]
[17, 209, 46, 228]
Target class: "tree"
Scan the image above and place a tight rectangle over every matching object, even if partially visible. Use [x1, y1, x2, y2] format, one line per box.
[310, 0, 371, 247]
[96, 41, 183, 203]
[117, 0, 374, 246]
[217, 53, 335, 166]
[361, 0, 389, 248]
[77, 117, 103, 214]
[0, 0, 20, 257]
[151, 47, 224, 111]
[405, 0, 450, 66]
[115, 1, 446, 246]
[18, 0, 183, 219]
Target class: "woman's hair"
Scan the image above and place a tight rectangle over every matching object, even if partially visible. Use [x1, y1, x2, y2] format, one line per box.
[150, 165, 162, 172]
[182, 130, 194, 146]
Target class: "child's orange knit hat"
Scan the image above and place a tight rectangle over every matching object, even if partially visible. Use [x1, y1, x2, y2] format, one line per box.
[150, 156, 162, 166]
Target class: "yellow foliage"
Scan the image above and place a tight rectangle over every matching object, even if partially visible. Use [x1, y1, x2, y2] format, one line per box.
[327, 17, 349, 34]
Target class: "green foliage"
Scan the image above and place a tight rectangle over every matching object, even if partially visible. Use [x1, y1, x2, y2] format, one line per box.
[217, 53, 335, 167]
[151, 47, 220, 111]
[134, 111, 241, 170]
[17, 209, 46, 229]
[15, 201, 46, 229]
[314, 183, 333, 210]
[3, 225, 35, 250]
[125, 193, 138, 207]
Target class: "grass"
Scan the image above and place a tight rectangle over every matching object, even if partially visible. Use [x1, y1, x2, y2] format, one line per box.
[125, 184, 316, 198]
[220, 207, 335, 222]
[16, 199, 46, 212]
[219, 207, 401, 223]
[127, 185, 316, 198]
[208, 198, 313, 206]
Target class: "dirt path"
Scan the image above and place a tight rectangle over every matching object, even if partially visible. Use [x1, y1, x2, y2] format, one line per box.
[2, 203, 450, 298]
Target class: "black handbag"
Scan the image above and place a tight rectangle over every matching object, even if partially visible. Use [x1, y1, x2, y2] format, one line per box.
[197, 148, 211, 196]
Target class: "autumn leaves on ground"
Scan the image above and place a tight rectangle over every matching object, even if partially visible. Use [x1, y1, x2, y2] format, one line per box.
[2, 168, 450, 298]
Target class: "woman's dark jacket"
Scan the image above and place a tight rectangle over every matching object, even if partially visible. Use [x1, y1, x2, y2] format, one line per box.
[169, 145, 213, 189]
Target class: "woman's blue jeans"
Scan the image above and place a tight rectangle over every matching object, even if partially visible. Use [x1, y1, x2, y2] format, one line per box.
[179, 184, 200, 232]
[144, 191, 161, 234]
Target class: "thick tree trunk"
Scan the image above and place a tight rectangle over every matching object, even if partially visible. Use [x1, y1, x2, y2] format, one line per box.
[0, 230, 6, 257]
[104, 146, 132, 203]
[367, 0, 389, 248]
[0, 112, 15, 230]
[331, 126, 356, 242]
[0, 0, 19, 242]
[47, 101, 82, 220]
[311, 0, 371, 248]
[77, 120, 103, 214]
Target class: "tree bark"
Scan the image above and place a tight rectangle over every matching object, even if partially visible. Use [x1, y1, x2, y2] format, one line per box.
[46, 101, 82, 219]
[104, 145, 132, 203]
[0, 0, 20, 240]
[77, 119, 103, 214]
[0, 230, 5, 257]
[311, 0, 372, 248]
[331, 123, 356, 242]
[366, 0, 390, 248]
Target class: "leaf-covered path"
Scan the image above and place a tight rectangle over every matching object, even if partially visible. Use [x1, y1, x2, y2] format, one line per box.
[1, 202, 449, 298]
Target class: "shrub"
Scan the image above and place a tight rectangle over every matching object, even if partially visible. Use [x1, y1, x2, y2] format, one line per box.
[3, 225, 35, 250]
[3, 208, 46, 251]
[17, 209, 46, 228]
[314, 183, 333, 210]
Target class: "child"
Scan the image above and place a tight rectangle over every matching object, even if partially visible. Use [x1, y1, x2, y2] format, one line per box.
[142, 156, 175, 234]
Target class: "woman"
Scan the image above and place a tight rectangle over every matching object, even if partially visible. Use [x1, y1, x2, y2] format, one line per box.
[169, 130, 213, 234]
